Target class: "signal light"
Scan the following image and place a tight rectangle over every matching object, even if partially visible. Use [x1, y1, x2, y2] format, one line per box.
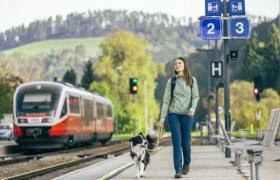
[130, 77, 138, 94]
[253, 88, 259, 94]
[253, 76, 263, 102]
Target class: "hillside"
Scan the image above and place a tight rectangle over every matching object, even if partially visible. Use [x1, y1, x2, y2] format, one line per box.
[2, 37, 103, 57]
[0, 10, 205, 62]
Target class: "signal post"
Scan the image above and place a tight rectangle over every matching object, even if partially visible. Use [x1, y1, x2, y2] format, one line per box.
[200, 0, 251, 157]
[254, 76, 263, 140]
[129, 77, 138, 136]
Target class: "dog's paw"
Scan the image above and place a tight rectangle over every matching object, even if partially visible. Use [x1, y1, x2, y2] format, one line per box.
[140, 171, 146, 177]
[135, 175, 140, 179]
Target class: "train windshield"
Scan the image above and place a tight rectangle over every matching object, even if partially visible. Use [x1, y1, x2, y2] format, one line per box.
[22, 93, 52, 110]
[16, 84, 62, 117]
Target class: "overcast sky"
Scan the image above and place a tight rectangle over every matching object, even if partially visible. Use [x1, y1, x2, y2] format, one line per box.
[0, 0, 279, 32]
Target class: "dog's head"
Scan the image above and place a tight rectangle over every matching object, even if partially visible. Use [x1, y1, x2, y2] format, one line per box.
[129, 132, 148, 149]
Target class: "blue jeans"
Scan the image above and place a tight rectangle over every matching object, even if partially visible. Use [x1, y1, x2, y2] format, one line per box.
[168, 113, 193, 172]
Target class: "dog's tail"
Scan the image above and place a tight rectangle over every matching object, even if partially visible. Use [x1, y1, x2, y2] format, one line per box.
[146, 129, 157, 150]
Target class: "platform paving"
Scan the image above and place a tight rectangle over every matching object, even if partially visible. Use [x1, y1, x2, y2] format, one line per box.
[55, 145, 280, 180]
[113, 146, 244, 180]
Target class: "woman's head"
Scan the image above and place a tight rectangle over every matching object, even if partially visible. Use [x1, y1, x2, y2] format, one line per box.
[173, 57, 193, 86]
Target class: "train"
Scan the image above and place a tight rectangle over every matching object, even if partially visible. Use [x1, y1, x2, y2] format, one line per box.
[13, 81, 114, 149]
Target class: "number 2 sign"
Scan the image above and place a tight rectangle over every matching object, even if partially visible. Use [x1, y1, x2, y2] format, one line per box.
[200, 18, 222, 40]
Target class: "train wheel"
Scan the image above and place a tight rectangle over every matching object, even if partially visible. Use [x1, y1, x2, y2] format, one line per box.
[100, 139, 108, 145]
[62, 136, 73, 150]
[100, 133, 112, 145]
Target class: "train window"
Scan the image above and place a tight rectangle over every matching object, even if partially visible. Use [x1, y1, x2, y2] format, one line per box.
[96, 102, 104, 119]
[22, 93, 52, 110]
[84, 99, 93, 124]
[107, 105, 112, 117]
[69, 96, 80, 114]
[60, 99, 68, 118]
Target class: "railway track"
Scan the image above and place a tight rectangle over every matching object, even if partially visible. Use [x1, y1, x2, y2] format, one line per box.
[0, 139, 125, 167]
[1, 137, 171, 180]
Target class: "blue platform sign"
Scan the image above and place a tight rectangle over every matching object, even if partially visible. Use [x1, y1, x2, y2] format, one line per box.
[229, 17, 251, 39]
[228, 0, 245, 16]
[200, 18, 222, 40]
[205, 0, 222, 16]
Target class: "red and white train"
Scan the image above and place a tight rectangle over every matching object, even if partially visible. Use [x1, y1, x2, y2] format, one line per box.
[13, 81, 114, 149]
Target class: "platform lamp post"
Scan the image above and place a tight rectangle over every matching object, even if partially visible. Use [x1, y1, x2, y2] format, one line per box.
[115, 66, 122, 134]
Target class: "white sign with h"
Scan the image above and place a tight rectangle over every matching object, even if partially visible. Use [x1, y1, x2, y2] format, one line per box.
[211, 61, 223, 77]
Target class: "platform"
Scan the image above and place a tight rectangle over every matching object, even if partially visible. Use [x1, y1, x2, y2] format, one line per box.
[55, 145, 280, 180]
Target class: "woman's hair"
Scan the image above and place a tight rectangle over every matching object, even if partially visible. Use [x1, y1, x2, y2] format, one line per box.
[173, 57, 193, 86]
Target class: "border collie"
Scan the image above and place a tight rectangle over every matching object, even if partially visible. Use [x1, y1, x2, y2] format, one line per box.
[129, 131, 156, 178]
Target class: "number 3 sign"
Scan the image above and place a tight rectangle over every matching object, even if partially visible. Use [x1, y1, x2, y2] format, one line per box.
[200, 18, 222, 40]
[229, 17, 251, 39]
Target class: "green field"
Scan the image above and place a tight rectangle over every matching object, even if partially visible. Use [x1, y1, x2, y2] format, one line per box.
[2, 37, 103, 56]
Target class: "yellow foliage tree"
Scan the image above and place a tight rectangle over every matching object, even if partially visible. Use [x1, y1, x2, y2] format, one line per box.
[218, 80, 280, 129]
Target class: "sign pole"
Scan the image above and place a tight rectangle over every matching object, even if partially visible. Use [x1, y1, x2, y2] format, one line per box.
[207, 40, 212, 144]
[223, 0, 231, 158]
[202, 0, 249, 156]
[214, 40, 219, 138]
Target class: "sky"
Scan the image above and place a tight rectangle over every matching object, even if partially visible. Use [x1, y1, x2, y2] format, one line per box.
[0, 0, 279, 32]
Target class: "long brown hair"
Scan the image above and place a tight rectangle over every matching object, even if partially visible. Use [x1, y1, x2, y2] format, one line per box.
[173, 57, 193, 86]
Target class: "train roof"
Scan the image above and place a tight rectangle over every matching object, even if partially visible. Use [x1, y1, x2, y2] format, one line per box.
[15, 81, 112, 104]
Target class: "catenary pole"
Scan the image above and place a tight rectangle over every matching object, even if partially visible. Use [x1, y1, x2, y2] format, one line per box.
[223, 0, 231, 158]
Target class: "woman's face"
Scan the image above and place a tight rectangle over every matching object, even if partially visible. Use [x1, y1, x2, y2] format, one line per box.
[174, 59, 184, 74]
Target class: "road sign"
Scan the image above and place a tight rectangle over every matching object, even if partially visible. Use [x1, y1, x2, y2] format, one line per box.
[229, 17, 251, 39]
[200, 18, 222, 40]
[205, 0, 222, 16]
[210, 61, 223, 78]
[228, 0, 245, 16]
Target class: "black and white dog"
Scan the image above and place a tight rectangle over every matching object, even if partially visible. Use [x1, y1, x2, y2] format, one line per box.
[129, 131, 156, 178]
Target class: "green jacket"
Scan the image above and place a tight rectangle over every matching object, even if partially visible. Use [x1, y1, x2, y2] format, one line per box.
[160, 75, 200, 121]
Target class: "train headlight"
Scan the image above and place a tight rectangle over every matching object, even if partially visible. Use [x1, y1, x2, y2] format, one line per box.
[18, 118, 28, 123]
[42, 118, 53, 123]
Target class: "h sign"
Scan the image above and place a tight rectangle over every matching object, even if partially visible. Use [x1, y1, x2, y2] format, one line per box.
[211, 61, 223, 78]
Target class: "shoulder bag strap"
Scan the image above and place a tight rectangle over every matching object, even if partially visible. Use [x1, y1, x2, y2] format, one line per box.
[169, 76, 177, 107]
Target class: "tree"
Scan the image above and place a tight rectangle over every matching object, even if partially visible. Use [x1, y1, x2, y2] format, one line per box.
[81, 61, 97, 89]
[218, 80, 280, 129]
[62, 68, 76, 85]
[92, 31, 159, 133]
[262, 23, 280, 93]
[245, 32, 264, 79]
[0, 68, 23, 118]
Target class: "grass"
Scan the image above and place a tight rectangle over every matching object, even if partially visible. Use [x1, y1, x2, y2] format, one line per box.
[1, 37, 103, 56]
[112, 133, 132, 141]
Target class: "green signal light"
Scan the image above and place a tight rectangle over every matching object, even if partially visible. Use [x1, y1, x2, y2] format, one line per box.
[132, 78, 138, 83]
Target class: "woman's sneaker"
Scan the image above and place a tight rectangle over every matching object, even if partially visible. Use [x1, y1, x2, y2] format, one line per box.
[182, 164, 189, 175]
[174, 171, 183, 178]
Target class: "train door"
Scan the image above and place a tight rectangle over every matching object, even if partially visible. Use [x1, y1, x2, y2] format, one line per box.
[68, 95, 81, 141]
[82, 98, 94, 141]
[80, 97, 84, 140]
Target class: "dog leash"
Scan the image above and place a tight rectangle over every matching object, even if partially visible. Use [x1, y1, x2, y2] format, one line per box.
[146, 125, 165, 154]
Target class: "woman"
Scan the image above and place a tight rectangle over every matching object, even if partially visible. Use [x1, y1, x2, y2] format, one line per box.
[158, 57, 199, 178]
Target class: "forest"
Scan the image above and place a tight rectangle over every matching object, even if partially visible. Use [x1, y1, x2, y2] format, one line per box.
[0, 10, 279, 132]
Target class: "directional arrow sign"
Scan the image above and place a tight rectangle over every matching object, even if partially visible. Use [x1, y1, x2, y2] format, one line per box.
[200, 18, 222, 40]
[229, 17, 251, 39]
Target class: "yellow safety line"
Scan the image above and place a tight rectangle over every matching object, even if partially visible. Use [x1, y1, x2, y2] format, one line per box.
[98, 146, 164, 180]
[97, 161, 134, 180]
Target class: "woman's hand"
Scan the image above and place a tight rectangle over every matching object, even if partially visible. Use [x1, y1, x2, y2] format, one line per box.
[158, 120, 164, 127]
[187, 111, 194, 117]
